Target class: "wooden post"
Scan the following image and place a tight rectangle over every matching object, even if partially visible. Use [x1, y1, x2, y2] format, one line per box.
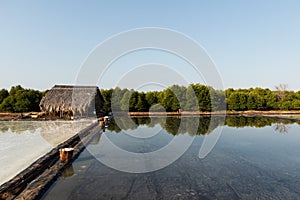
[59, 148, 74, 162]
[104, 116, 108, 122]
[99, 120, 104, 127]
[178, 108, 182, 114]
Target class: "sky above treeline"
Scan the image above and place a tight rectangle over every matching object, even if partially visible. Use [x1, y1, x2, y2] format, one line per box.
[0, 1, 300, 91]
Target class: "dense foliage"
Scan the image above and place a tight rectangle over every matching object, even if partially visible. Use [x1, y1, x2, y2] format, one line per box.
[100, 84, 226, 113]
[100, 84, 300, 113]
[0, 85, 44, 112]
[226, 87, 300, 111]
[1, 84, 300, 113]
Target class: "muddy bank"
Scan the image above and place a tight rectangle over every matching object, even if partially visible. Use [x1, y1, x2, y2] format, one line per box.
[2, 110, 300, 121]
[0, 112, 60, 121]
[0, 113, 20, 121]
[128, 110, 300, 117]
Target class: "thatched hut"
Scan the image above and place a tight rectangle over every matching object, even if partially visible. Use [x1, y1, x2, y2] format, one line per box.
[39, 85, 104, 118]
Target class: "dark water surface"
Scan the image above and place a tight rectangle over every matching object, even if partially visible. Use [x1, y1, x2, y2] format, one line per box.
[42, 117, 300, 200]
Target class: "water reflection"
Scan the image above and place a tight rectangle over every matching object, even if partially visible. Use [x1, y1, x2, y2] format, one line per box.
[0, 121, 40, 133]
[61, 164, 74, 178]
[42, 116, 300, 200]
[107, 116, 297, 135]
[107, 116, 217, 136]
[89, 130, 102, 145]
[0, 117, 296, 136]
[0, 120, 93, 146]
[274, 123, 290, 134]
[225, 116, 295, 128]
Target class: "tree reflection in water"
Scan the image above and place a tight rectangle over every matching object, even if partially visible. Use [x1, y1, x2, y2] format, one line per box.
[0, 116, 296, 136]
[274, 123, 290, 134]
[0, 121, 40, 134]
[106, 116, 298, 135]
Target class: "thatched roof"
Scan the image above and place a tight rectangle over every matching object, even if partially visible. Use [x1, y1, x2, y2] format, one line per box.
[39, 85, 103, 117]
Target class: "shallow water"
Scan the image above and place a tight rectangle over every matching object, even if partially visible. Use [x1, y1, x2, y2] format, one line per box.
[0, 120, 93, 185]
[42, 117, 300, 199]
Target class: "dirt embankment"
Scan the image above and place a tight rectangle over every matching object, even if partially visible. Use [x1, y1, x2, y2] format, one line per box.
[2, 110, 300, 121]
[129, 110, 300, 116]
[0, 112, 69, 121]
[0, 113, 21, 121]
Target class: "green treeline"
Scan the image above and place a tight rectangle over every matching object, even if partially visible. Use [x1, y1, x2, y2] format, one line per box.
[0, 85, 44, 112]
[101, 84, 300, 113]
[226, 87, 300, 111]
[101, 84, 226, 113]
[1, 84, 300, 113]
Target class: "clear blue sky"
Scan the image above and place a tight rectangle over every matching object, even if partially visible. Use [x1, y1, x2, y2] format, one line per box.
[1, 1, 300, 91]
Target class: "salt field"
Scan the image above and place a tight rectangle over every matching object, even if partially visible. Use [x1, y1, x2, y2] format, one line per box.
[0, 120, 93, 185]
